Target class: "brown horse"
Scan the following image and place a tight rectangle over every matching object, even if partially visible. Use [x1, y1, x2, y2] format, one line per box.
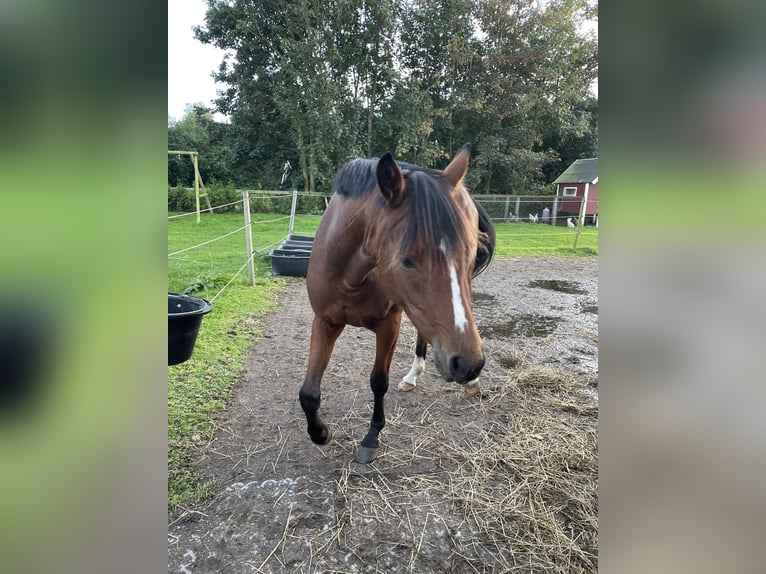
[299, 146, 493, 463]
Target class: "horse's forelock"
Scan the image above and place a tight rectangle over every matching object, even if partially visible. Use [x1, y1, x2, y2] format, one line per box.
[399, 171, 475, 267]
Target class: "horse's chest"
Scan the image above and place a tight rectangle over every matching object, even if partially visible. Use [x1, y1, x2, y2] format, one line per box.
[343, 287, 395, 327]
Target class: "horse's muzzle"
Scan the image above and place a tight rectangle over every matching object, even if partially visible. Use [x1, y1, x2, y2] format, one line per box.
[448, 353, 485, 384]
[433, 347, 485, 384]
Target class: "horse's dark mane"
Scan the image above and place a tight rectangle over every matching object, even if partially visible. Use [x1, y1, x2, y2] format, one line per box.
[333, 158, 473, 261]
[472, 198, 495, 277]
[332, 158, 378, 198]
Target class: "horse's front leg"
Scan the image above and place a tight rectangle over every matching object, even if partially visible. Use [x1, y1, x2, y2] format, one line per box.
[356, 311, 402, 464]
[299, 316, 344, 446]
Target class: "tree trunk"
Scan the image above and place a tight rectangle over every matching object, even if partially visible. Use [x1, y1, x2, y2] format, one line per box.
[308, 133, 316, 193]
[367, 100, 374, 158]
[366, 52, 376, 158]
[297, 126, 310, 193]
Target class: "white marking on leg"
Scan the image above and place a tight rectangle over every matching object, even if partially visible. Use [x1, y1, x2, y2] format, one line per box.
[402, 355, 425, 386]
[449, 264, 467, 333]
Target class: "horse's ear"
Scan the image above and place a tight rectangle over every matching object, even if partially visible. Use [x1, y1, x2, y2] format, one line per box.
[442, 144, 470, 188]
[376, 152, 405, 206]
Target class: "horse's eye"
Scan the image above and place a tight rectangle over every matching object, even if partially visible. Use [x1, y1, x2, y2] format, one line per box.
[401, 256, 415, 269]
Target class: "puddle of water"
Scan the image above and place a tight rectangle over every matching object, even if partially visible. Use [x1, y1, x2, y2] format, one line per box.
[480, 314, 561, 338]
[581, 305, 598, 314]
[527, 279, 586, 295]
[472, 292, 496, 306]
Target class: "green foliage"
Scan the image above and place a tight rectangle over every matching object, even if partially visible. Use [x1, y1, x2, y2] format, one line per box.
[167, 184, 196, 212]
[167, 182, 240, 213]
[187, 0, 597, 194]
[182, 275, 230, 295]
[168, 189, 330, 217]
[205, 182, 239, 209]
[168, 105, 235, 187]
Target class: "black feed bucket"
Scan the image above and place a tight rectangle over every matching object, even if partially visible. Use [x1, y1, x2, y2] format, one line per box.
[168, 293, 212, 366]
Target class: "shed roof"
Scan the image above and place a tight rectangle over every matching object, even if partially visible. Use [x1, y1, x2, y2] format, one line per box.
[552, 158, 598, 184]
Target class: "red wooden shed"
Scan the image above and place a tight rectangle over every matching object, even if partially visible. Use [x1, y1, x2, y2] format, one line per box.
[552, 158, 598, 225]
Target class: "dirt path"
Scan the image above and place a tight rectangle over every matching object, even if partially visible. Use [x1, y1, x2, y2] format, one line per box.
[168, 257, 598, 573]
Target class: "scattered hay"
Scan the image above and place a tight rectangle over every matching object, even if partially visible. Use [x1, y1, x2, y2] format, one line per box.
[307, 351, 598, 573]
[436, 352, 599, 572]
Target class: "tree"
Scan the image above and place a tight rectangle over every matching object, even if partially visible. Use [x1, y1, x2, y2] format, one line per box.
[197, 0, 378, 192]
[391, 0, 480, 165]
[187, 0, 598, 193]
[167, 104, 234, 186]
[467, 0, 597, 193]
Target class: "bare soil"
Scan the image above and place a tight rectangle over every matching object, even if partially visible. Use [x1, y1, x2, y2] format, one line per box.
[168, 257, 598, 573]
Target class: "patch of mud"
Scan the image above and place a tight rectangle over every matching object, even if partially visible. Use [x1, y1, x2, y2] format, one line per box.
[471, 291, 496, 305]
[480, 313, 561, 338]
[527, 278, 587, 295]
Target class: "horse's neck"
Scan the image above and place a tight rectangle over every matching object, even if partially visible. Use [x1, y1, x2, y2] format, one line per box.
[346, 204, 380, 286]
[322, 198, 378, 288]
[341, 248, 376, 289]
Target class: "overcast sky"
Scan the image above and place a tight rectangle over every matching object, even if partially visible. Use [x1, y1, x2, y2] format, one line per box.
[168, 0, 229, 121]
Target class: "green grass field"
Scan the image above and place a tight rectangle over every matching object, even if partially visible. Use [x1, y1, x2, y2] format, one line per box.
[168, 212, 322, 296]
[167, 210, 597, 505]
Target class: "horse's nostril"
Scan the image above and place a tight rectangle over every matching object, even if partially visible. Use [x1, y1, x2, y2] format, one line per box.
[449, 354, 485, 383]
[449, 355, 460, 377]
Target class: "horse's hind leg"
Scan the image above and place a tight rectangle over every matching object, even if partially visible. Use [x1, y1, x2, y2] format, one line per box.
[357, 312, 402, 464]
[299, 316, 344, 446]
[398, 333, 427, 392]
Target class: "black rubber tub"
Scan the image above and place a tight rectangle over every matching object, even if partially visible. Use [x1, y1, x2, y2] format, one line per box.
[0, 305, 56, 415]
[270, 248, 312, 257]
[281, 240, 314, 250]
[168, 293, 213, 366]
[269, 250, 311, 277]
[288, 234, 315, 242]
[269, 235, 314, 277]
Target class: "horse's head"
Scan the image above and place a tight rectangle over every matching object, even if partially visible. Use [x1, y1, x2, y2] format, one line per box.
[369, 147, 487, 384]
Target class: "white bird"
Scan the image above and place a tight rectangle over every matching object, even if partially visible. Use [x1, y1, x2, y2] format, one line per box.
[528, 213, 538, 223]
[567, 217, 575, 228]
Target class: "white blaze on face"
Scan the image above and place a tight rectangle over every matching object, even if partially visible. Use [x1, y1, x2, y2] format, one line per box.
[440, 239, 468, 333]
[449, 265, 468, 333]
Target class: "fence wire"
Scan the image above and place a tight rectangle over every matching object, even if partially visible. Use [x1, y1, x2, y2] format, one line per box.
[169, 192, 597, 301]
[168, 198, 245, 220]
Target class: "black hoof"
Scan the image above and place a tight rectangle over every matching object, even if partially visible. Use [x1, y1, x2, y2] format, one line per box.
[309, 426, 333, 446]
[355, 445, 378, 464]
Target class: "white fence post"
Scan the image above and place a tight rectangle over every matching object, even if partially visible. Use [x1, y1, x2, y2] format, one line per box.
[288, 189, 298, 237]
[242, 190, 255, 286]
[573, 196, 586, 253]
